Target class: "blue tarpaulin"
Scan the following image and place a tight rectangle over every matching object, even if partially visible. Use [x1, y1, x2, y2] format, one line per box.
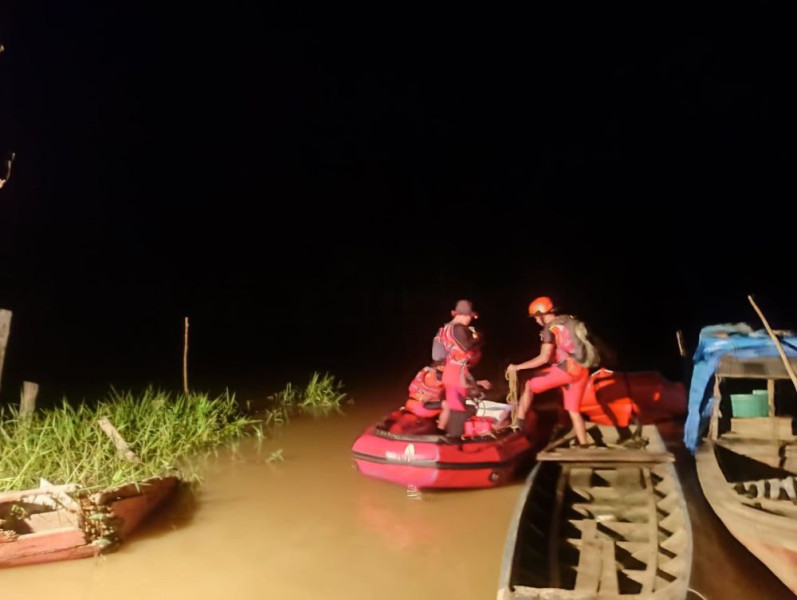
[684, 323, 797, 453]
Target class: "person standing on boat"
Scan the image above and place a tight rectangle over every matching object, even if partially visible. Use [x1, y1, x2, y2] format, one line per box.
[436, 299, 491, 437]
[505, 296, 592, 447]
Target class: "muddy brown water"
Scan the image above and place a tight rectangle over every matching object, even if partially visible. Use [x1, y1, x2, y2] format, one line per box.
[1, 386, 794, 599]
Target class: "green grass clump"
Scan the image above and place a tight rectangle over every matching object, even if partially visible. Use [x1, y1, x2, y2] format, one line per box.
[0, 372, 352, 494]
[265, 372, 350, 417]
[0, 387, 258, 493]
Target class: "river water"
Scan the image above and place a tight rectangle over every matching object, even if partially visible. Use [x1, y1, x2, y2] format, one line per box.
[1, 384, 794, 599]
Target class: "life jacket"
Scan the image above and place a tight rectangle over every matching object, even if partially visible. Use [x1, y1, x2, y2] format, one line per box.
[438, 322, 482, 391]
[548, 315, 600, 368]
[437, 322, 481, 367]
[408, 366, 444, 402]
[403, 366, 444, 418]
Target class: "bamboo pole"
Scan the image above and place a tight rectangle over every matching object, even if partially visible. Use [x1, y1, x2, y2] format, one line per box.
[676, 330, 686, 357]
[183, 317, 189, 396]
[748, 295, 797, 394]
[0, 309, 11, 396]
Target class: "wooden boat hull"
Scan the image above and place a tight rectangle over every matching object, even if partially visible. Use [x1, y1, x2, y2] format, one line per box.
[695, 440, 797, 594]
[498, 425, 693, 600]
[0, 476, 179, 569]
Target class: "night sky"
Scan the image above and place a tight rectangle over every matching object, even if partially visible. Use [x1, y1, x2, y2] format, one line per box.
[1, 6, 794, 402]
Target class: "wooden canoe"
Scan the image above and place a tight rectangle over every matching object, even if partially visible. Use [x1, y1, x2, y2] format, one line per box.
[0, 475, 178, 568]
[497, 425, 692, 600]
[695, 438, 797, 594]
[692, 345, 797, 593]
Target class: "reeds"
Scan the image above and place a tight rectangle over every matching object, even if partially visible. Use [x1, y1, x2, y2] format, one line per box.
[264, 372, 350, 417]
[0, 387, 258, 493]
[0, 372, 351, 494]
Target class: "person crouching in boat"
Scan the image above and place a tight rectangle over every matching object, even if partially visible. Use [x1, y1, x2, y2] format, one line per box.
[404, 360, 446, 418]
[437, 299, 492, 437]
[505, 296, 592, 447]
[405, 360, 490, 419]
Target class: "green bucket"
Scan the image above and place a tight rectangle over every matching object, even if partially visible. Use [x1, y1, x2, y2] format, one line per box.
[730, 393, 769, 418]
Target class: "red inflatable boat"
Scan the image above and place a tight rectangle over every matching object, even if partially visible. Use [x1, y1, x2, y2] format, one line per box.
[351, 407, 538, 490]
[351, 369, 686, 490]
[579, 368, 687, 428]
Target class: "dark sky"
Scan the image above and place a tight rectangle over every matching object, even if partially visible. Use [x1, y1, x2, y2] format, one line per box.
[1, 5, 794, 401]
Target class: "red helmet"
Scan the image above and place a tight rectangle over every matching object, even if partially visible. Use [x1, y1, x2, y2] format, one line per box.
[528, 296, 554, 317]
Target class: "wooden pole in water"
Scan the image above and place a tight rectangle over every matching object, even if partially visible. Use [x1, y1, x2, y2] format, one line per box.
[20, 381, 38, 418]
[676, 330, 686, 357]
[748, 295, 797, 394]
[0, 309, 12, 396]
[183, 317, 189, 396]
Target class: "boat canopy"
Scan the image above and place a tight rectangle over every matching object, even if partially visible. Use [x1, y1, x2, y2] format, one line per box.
[684, 323, 797, 453]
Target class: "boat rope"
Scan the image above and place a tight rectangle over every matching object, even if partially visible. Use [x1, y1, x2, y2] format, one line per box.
[505, 368, 518, 427]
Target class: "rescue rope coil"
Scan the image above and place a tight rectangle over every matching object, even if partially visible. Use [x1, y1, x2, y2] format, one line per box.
[505, 368, 518, 427]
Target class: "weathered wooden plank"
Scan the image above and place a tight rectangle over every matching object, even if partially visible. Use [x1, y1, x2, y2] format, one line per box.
[573, 520, 600, 592]
[547, 465, 569, 588]
[504, 586, 596, 599]
[111, 477, 178, 538]
[27, 508, 80, 532]
[768, 378, 776, 416]
[716, 355, 797, 380]
[183, 316, 190, 396]
[0, 544, 98, 568]
[729, 416, 794, 440]
[0, 527, 87, 563]
[98, 416, 141, 464]
[89, 475, 178, 505]
[639, 468, 658, 594]
[0, 529, 97, 568]
[0, 483, 78, 505]
[39, 478, 80, 511]
[0, 309, 11, 396]
[537, 449, 674, 463]
[599, 538, 619, 594]
[571, 503, 649, 521]
[20, 381, 38, 418]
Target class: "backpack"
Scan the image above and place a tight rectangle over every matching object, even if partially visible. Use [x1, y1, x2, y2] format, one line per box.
[431, 326, 447, 362]
[555, 314, 601, 368]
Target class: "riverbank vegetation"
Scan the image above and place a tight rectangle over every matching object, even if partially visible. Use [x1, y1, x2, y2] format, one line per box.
[0, 372, 350, 493]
